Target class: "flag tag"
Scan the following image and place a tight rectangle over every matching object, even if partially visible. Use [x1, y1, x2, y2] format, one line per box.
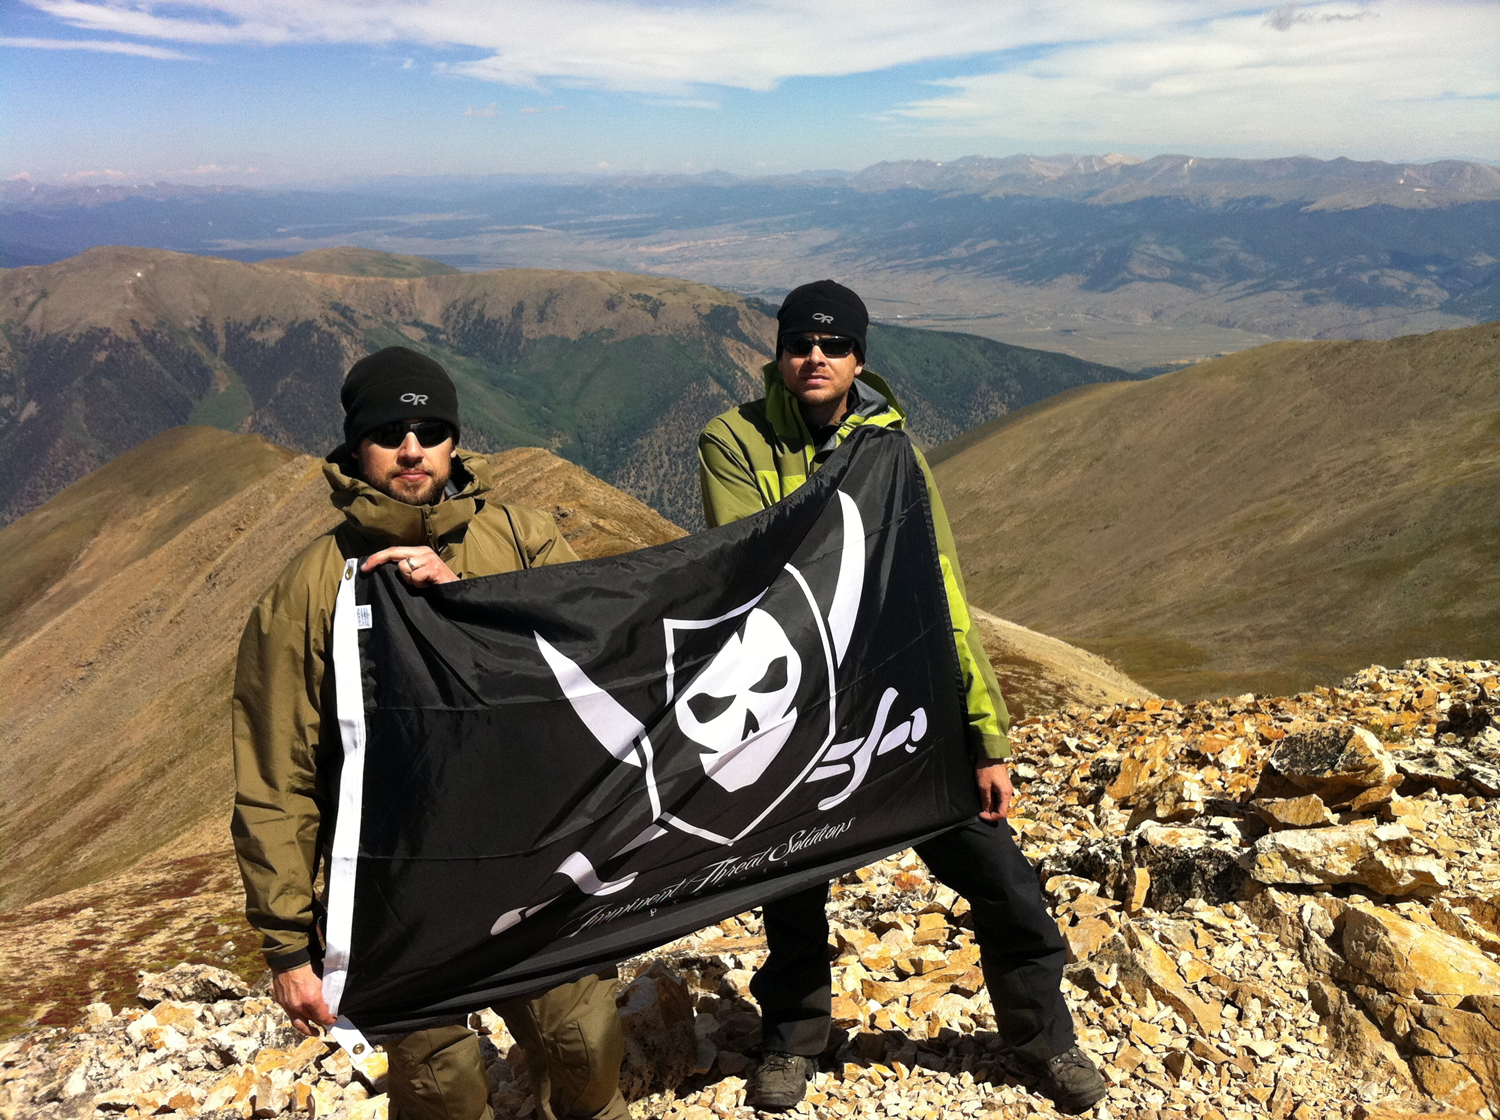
[356, 605, 373, 630]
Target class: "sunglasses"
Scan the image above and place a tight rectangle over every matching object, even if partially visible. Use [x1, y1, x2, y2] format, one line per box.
[366, 420, 454, 449]
[782, 334, 858, 359]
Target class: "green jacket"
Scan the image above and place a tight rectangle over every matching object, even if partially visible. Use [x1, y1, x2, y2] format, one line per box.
[231, 449, 577, 970]
[697, 365, 1011, 762]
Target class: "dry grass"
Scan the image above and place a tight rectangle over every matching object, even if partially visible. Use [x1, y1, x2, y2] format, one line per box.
[0, 430, 684, 914]
[256, 247, 459, 278]
[0, 849, 260, 1038]
[931, 320, 1500, 701]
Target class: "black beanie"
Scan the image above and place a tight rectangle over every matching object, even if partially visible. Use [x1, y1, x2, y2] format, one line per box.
[776, 280, 868, 357]
[331, 346, 460, 459]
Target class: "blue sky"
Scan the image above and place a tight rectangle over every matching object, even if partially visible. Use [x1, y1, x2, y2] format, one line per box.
[3, 0, 1497, 184]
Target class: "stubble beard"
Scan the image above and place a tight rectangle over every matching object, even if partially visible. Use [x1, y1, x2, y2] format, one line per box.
[373, 461, 450, 506]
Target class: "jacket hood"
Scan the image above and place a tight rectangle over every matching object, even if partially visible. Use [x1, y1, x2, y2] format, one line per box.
[322, 447, 496, 548]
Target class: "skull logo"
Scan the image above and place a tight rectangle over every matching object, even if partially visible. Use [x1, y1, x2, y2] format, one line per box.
[674, 608, 803, 792]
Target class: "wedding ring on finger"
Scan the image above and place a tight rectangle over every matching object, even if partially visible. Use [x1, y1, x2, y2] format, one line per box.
[404, 557, 418, 573]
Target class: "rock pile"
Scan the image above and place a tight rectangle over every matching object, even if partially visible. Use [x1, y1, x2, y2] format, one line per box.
[4, 658, 1498, 1120]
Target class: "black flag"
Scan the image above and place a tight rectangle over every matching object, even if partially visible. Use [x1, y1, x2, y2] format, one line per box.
[323, 426, 981, 1033]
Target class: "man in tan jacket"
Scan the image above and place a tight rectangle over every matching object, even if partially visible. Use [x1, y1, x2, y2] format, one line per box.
[232, 346, 627, 1120]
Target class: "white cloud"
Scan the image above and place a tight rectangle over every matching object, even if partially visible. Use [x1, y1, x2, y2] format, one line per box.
[889, 1, 1500, 154]
[519, 105, 566, 114]
[59, 168, 127, 180]
[0, 35, 193, 59]
[19, 1, 1257, 90]
[17, 0, 1498, 155]
[463, 102, 497, 117]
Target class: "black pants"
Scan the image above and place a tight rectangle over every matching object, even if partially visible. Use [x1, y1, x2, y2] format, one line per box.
[751, 818, 1072, 1061]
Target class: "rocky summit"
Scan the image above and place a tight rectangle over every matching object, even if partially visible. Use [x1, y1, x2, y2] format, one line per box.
[5, 657, 1499, 1120]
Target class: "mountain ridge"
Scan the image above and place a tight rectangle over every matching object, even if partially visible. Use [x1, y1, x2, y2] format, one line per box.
[0, 246, 1135, 527]
[7, 153, 1500, 211]
[845, 153, 1500, 209]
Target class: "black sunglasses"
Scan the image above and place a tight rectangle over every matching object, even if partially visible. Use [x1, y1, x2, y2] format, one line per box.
[366, 420, 454, 449]
[782, 334, 858, 359]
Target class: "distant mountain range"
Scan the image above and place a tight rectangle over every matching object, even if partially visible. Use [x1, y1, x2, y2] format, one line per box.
[8, 153, 1498, 211]
[842, 153, 1500, 208]
[930, 319, 1500, 700]
[5, 154, 1495, 368]
[0, 246, 1132, 527]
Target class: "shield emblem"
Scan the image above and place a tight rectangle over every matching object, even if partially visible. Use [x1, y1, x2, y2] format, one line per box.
[491, 490, 893, 933]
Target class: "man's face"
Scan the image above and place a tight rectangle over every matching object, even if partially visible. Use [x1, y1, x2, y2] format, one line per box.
[356, 423, 454, 505]
[778, 334, 863, 416]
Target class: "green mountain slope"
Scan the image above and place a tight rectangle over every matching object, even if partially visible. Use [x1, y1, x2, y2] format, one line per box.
[257, 247, 459, 277]
[0, 246, 1134, 528]
[930, 321, 1500, 700]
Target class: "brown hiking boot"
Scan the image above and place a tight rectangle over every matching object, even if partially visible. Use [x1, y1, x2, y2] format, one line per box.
[747, 1051, 816, 1111]
[1031, 1046, 1108, 1114]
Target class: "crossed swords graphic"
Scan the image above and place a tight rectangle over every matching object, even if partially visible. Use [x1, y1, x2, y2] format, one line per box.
[490, 492, 928, 935]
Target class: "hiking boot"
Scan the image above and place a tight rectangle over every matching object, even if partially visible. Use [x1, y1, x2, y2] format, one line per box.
[747, 1051, 816, 1111]
[1031, 1046, 1108, 1114]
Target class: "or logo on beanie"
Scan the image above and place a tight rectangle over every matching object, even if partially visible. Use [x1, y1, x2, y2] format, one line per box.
[330, 345, 461, 460]
[776, 281, 867, 358]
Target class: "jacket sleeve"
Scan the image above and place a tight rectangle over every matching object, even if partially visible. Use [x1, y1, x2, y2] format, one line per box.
[914, 448, 1013, 761]
[230, 577, 328, 972]
[508, 505, 580, 567]
[699, 425, 767, 529]
[539, 531, 580, 566]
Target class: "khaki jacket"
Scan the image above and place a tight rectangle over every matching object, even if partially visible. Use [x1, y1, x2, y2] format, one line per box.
[231, 449, 577, 970]
[697, 366, 1011, 762]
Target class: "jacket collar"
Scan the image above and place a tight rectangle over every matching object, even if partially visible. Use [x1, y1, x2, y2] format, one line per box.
[322, 447, 494, 548]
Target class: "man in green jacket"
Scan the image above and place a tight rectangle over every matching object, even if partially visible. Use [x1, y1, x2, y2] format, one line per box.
[233, 347, 627, 1120]
[698, 282, 1106, 1115]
